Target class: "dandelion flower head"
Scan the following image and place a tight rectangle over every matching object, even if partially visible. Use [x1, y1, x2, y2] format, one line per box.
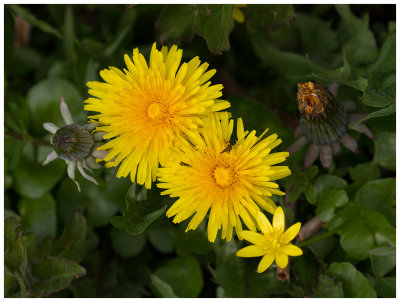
[84, 43, 230, 188]
[236, 207, 303, 273]
[157, 113, 291, 242]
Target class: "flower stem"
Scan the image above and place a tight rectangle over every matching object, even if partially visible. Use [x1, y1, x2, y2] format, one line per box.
[297, 230, 336, 248]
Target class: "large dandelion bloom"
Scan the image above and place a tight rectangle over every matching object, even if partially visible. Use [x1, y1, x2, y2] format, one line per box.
[84, 43, 230, 188]
[236, 208, 303, 273]
[157, 113, 291, 242]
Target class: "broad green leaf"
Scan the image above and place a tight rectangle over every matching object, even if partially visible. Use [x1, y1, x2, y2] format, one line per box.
[53, 211, 87, 262]
[340, 219, 375, 260]
[366, 26, 396, 73]
[361, 72, 395, 108]
[374, 277, 396, 298]
[304, 183, 317, 204]
[327, 262, 377, 297]
[248, 268, 288, 297]
[313, 50, 351, 81]
[148, 223, 174, 254]
[31, 256, 86, 297]
[18, 193, 57, 242]
[314, 174, 347, 196]
[196, 4, 234, 54]
[150, 274, 179, 298]
[287, 183, 304, 203]
[370, 254, 395, 277]
[26, 77, 84, 136]
[5, 216, 21, 250]
[156, 5, 196, 43]
[350, 103, 395, 127]
[355, 178, 395, 225]
[335, 4, 377, 66]
[5, 230, 28, 286]
[154, 256, 203, 297]
[7, 4, 62, 39]
[316, 189, 349, 222]
[110, 228, 146, 258]
[211, 240, 245, 297]
[190, 4, 211, 16]
[14, 272, 28, 298]
[5, 265, 19, 297]
[111, 183, 168, 236]
[349, 162, 381, 183]
[367, 246, 395, 256]
[315, 274, 344, 298]
[374, 132, 396, 171]
[13, 155, 65, 199]
[308, 236, 339, 260]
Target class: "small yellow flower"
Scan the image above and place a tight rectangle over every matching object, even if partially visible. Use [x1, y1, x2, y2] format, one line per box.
[233, 4, 247, 23]
[157, 113, 291, 242]
[236, 207, 303, 273]
[84, 43, 230, 188]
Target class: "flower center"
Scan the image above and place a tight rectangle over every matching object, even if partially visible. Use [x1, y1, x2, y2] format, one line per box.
[147, 103, 161, 120]
[213, 166, 233, 187]
[264, 233, 282, 251]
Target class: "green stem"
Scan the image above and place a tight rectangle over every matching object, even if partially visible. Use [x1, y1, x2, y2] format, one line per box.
[297, 230, 336, 248]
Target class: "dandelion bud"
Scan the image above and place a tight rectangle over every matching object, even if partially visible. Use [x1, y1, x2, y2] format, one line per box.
[52, 124, 94, 161]
[297, 82, 347, 145]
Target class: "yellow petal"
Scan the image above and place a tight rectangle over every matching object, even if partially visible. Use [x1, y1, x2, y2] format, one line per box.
[257, 254, 274, 273]
[282, 222, 301, 243]
[272, 206, 285, 234]
[233, 7, 245, 23]
[275, 253, 289, 269]
[236, 245, 265, 258]
[237, 117, 245, 140]
[256, 212, 273, 235]
[281, 244, 303, 256]
[241, 230, 264, 245]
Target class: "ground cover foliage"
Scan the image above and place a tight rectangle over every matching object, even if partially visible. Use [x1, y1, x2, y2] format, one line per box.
[4, 4, 395, 298]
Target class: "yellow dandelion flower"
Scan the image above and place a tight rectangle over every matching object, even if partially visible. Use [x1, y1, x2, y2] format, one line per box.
[157, 113, 291, 242]
[233, 4, 247, 23]
[236, 207, 303, 273]
[84, 43, 230, 188]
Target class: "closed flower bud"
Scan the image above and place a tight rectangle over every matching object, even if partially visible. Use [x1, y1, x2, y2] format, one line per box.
[297, 82, 347, 145]
[52, 124, 94, 161]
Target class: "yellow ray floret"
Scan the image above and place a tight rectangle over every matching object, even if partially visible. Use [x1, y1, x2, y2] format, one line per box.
[84, 43, 230, 188]
[236, 207, 303, 273]
[157, 113, 291, 242]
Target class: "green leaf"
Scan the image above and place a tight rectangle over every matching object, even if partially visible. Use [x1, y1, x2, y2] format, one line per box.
[315, 274, 344, 298]
[156, 5, 196, 43]
[147, 223, 174, 254]
[5, 265, 19, 297]
[13, 155, 65, 199]
[361, 72, 395, 108]
[153, 256, 203, 297]
[374, 132, 396, 171]
[5, 47, 42, 77]
[316, 189, 349, 222]
[304, 183, 317, 204]
[190, 4, 211, 16]
[366, 26, 396, 73]
[4, 230, 28, 291]
[7, 4, 62, 39]
[18, 193, 57, 242]
[327, 262, 377, 297]
[5, 216, 21, 250]
[31, 256, 86, 297]
[367, 246, 395, 256]
[150, 274, 179, 298]
[248, 268, 288, 297]
[335, 4, 377, 66]
[110, 228, 146, 258]
[211, 240, 245, 297]
[349, 162, 381, 183]
[355, 178, 395, 225]
[53, 211, 87, 262]
[111, 183, 168, 236]
[195, 4, 234, 54]
[313, 50, 351, 81]
[374, 277, 396, 298]
[370, 254, 395, 277]
[314, 174, 347, 196]
[351, 103, 395, 128]
[287, 183, 304, 203]
[26, 77, 84, 136]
